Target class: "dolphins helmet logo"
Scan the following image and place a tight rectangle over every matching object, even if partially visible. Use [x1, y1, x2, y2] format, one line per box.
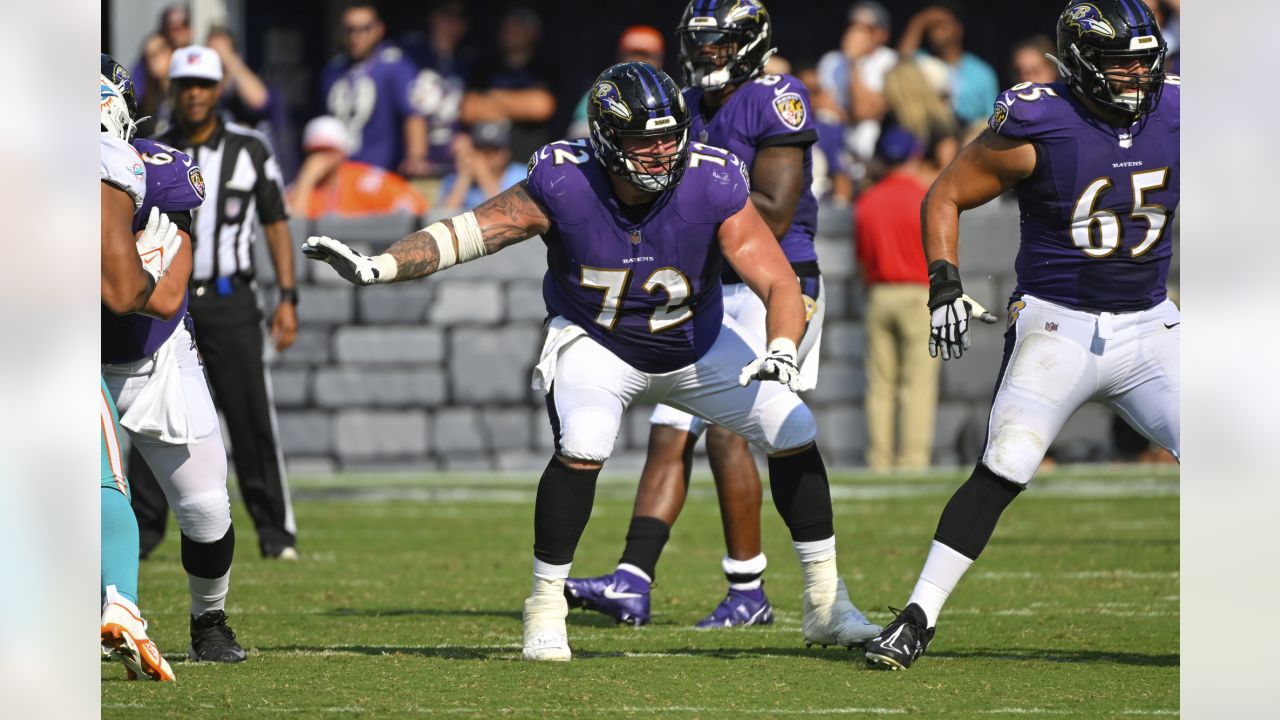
[1065, 4, 1116, 39]
[592, 81, 632, 122]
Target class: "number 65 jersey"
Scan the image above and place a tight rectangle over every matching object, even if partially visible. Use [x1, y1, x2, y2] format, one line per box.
[526, 139, 750, 374]
[989, 77, 1180, 312]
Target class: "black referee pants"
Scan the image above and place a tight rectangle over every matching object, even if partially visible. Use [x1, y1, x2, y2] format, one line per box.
[129, 280, 296, 556]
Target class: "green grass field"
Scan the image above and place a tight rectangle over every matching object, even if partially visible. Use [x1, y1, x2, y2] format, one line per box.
[102, 465, 1178, 719]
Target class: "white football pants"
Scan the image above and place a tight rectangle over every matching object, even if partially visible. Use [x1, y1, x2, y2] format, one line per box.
[983, 293, 1180, 486]
[102, 323, 232, 543]
[649, 279, 825, 435]
[540, 314, 817, 464]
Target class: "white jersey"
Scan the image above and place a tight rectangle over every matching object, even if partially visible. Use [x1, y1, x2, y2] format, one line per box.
[100, 134, 146, 211]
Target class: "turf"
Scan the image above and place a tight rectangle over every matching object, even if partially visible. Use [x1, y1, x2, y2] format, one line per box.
[102, 465, 1178, 718]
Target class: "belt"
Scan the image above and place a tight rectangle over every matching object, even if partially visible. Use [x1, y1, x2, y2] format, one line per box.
[191, 275, 255, 298]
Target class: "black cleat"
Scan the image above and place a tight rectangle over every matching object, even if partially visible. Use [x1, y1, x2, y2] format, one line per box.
[188, 610, 248, 663]
[864, 604, 935, 670]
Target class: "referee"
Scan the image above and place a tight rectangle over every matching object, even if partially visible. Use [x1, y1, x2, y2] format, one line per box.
[129, 45, 300, 559]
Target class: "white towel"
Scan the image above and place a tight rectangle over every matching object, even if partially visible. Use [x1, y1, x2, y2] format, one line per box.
[530, 316, 588, 395]
[118, 336, 199, 445]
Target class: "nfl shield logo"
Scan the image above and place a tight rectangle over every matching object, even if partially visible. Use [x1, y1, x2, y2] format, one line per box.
[1045, 321, 1059, 332]
[224, 196, 242, 218]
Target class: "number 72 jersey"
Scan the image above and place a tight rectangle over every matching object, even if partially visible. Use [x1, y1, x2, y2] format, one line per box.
[989, 77, 1180, 312]
[526, 139, 751, 373]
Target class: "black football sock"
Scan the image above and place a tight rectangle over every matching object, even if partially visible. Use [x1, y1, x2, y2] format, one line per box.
[532, 457, 601, 566]
[767, 444, 834, 543]
[933, 462, 1024, 560]
[617, 516, 670, 581]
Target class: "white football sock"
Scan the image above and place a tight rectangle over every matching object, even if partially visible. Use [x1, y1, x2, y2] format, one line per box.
[189, 570, 230, 617]
[723, 553, 767, 591]
[792, 536, 836, 564]
[532, 558, 571, 597]
[801, 554, 839, 592]
[906, 540, 974, 627]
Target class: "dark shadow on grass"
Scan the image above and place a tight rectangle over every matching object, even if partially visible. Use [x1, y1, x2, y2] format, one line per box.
[322, 607, 522, 620]
[262, 644, 517, 660]
[996, 537, 1179, 547]
[929, 647, 1179, 667]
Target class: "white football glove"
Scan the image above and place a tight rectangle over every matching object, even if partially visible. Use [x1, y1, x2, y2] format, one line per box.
[739, 338, 803, 392]
[134, 206, 182, 281]
[929, 293, 998, 360]
[302, 235, 398, 285]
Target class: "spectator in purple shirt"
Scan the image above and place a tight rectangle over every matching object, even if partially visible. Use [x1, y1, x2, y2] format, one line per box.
[320, 4, 429, 177]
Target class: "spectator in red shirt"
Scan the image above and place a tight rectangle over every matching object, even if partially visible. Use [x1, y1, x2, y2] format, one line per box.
[855, 126, 939, 471]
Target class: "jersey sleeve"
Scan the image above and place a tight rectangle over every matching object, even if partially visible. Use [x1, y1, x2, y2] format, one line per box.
[132, 139, 206, 212]
[523, 140, 593, 224]
[678, 143, 750, 224]
[101, 135, 146, 211]
[987, 82, 1073, 141]
[753, 74, 819, 149]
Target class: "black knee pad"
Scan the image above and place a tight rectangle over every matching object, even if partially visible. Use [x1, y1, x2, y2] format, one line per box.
[767, 444, 834, 542]
[934, 463, 1024, 560]
[533, 457, 601, 565]
[182, 524, 235, 580]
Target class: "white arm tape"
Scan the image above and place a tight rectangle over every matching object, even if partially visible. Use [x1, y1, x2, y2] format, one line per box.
[421, 211, 486, 272]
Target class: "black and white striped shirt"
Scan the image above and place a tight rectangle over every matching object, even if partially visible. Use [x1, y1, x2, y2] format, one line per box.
[158, 119, 289, 282]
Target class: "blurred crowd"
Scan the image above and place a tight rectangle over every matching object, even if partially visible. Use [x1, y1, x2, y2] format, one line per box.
[127, 0, 1180, 217]
[123, 0, 1181, 468]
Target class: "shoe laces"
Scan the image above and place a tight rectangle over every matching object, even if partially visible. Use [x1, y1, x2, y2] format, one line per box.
[195, 611, 238, 643]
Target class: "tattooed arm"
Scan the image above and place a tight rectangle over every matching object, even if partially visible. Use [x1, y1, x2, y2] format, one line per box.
[302, 180, 552, 285]
[386, 180, 551, 280]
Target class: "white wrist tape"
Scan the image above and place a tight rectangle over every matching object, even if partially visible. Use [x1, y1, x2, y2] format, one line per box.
[767, 337, 798, 361]
[372, 253, 399, 282]
[421, 211, 486, 272]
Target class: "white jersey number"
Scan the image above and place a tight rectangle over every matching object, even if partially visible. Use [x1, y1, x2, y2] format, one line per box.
[1070, 167, 1170, 258]
[580, 267, 693, 333]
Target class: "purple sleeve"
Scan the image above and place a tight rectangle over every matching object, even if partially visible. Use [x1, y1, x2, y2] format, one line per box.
[754, 74, 818, 145]
[133, 139, 206, 212]
[720, 151, 751, 222]
[523, 140, 593, 224]
[988, 82, 1072, 140]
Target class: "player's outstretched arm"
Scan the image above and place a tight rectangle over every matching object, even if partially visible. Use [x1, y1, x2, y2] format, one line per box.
[720, 198, 807, 391]
[302, 181, 551, 285]
[922, 129, 1034, 359]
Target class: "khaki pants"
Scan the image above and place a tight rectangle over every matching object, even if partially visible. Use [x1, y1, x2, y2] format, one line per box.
[864, 283, 940, 471]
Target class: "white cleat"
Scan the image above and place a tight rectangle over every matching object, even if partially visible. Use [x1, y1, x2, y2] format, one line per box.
[522, 593, 572, 662]
[101, 599, 176, 681]
[802, 577, 882, 649]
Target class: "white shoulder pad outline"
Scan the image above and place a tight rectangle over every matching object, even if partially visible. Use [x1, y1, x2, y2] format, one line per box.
[101, 134, 146, 210]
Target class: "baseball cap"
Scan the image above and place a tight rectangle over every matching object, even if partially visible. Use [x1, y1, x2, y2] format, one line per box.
[471, 121, 512, 150]
[302, 116, 351, 153]
[169, 45, 223, 81]
[876, 125, 923, 164]
[618, 25, 664, 57]
[849, 1, 890, 29]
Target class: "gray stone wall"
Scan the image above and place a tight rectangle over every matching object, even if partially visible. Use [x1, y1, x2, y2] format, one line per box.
[255, 203, 1177, 474]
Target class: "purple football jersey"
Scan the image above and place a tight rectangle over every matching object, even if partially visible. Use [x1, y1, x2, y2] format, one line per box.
[989, 78, 1180, 312]
[101, 138, 206, 364]
[684, 73, 818, 265]
[321, 43, 421, 171]
[527, 139, 750, 373]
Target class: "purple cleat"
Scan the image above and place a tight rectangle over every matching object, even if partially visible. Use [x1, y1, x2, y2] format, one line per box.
[564, 568, 651, 626]
[694, 584, 775, 629]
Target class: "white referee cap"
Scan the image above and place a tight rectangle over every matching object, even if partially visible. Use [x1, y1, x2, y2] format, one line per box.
[169, 45, 223, 81]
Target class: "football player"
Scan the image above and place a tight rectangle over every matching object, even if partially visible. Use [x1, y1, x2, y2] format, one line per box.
[99, 54, 179, 681]
[99, 54, 249, 665]
[864, 0, 1179, 670]
[565, 0, 831, 630]
[304, 61, 880, 661]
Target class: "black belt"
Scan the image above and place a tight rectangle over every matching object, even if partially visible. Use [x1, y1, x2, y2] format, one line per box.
[191, 275, 255, 298]
[722, 259, 820, 286]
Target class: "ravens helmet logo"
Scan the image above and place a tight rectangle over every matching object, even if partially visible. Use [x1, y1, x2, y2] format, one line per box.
[592, 81, 632, 122]
[1065, 4, 1116, 39]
